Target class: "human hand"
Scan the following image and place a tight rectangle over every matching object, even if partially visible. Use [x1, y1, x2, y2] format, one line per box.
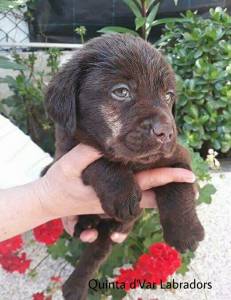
[39, 144, 195, 243]
[39, 144, 103, 218]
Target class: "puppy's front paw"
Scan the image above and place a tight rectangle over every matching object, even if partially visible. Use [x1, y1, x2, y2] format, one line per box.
[101, 183, 142, 222]
[163, 218, 204, 253]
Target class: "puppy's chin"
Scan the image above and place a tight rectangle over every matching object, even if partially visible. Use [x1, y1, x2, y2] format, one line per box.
[104, 140, 176, 164]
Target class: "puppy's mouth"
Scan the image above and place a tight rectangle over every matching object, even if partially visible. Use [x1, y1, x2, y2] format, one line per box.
[131, 143, 175, 163]
[104, 137, 176, 164]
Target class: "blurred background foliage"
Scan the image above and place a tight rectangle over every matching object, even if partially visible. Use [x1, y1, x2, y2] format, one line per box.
[157, 8, 231, 156]
[0, 49, 60, 154]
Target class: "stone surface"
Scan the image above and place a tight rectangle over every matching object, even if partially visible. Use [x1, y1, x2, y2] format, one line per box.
[127, 171, 231, 300]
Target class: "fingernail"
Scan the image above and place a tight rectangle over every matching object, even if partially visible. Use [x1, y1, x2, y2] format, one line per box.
[111, 233, 127, 243]
[186, 173, 196, 183]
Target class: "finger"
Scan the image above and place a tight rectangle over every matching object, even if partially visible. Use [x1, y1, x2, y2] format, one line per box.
[59, 144, 102, 176]
[80, 229, 98, 243]
[110, 232, 128, 243]
[140, 190, 157, 209]
[62, 216, 78, 236]
[135, 167, 196, 191]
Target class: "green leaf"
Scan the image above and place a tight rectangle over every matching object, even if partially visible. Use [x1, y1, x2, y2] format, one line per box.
[47, 238, 69, 260]
[152, 17, 186, 27]
[213, 139, 221, 150]
[178, 141, 211, 182]
[135, 16, 146, 30]
[123, 0, 142, 18]
[68, 238, 85, 257]
[110, 287, 126, 299]
[98, 26, 139, 36]
[146, 2, 160, 30]
[183, 115, 193, 124]
[177, 251, 195, 275]
[189, 105, 198, 118]
[0, 56, 26, 70]
[194, 49, 203, 59]
[197, 184, 217, 205]
[0, 75, 17, 86]
[144, 232, 163, 247]
[221, 142, 231, 153]
[88, 293, 102, 300]
[2, 96, 18, 107]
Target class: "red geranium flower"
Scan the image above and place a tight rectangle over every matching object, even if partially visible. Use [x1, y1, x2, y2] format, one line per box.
[0, 252, 31, 273]
[148, 242, 181, 276]
[32, 292, 45, 300]
[0, 235, 23, 255]
[33, 219, 64, 245]
[116, 268, 138, 291]
[32, 292, 52, 300]
[115, 242, 181, 291]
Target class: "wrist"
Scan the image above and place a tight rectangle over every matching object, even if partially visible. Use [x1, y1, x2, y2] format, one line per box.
[32, 177, 57, 220]
[0, 179, 53, 240]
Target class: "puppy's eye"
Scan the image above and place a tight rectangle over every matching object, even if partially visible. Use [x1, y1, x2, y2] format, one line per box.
[111, 84, 131, 101]
[165, 91, 174, 104]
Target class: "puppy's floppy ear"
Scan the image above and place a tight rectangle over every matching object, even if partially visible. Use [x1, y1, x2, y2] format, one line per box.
[45, 51, 85, 136]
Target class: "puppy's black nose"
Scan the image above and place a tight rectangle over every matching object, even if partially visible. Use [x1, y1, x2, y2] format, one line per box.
[141, 120, 173, 143]
[152, 122, 173, 143]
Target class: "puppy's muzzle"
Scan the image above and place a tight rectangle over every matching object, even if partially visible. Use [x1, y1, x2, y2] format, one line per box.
[123, 113, 176, 158]
[140, 119, 174, 144]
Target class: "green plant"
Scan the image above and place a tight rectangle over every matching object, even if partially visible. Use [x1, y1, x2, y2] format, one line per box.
[75, 26, 87, 44]
[0, 55, 25, 70]
[157, 8, 231, 154]
[0, 49, 61, 154]
[99, 0, 182, 40]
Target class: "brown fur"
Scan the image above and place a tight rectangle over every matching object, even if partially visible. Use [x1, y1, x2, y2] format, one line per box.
[43, 34, 204, 300]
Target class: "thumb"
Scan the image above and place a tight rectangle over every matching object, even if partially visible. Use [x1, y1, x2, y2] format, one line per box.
[59, 144, 102, 177]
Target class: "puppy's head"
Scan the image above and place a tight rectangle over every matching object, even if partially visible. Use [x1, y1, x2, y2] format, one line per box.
[46, 34, 177, 164]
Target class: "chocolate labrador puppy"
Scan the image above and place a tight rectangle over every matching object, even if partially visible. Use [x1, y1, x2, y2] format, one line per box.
[44, 34, 204, 300]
